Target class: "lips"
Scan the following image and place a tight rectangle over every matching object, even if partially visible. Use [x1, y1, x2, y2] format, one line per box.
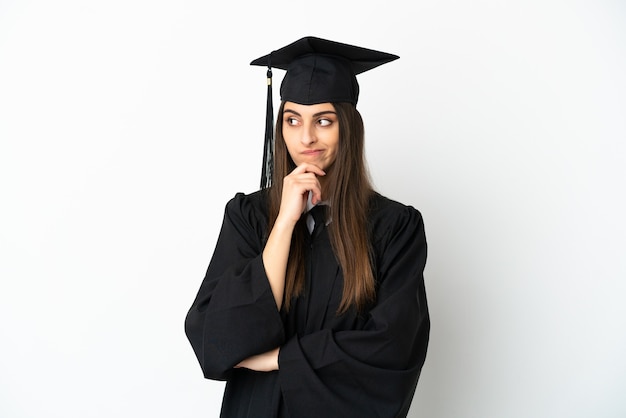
[302, 149, 323, 156]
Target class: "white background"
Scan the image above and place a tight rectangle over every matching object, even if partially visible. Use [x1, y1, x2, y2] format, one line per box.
[1, 1, 625, 417]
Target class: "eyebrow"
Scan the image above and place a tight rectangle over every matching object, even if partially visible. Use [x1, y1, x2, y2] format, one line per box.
[283, 109, 337, 118]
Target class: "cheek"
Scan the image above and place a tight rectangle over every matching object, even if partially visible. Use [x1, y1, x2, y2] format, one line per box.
[282, 138, 299, 162]
[325, 141, 340, 165]
[282, 134, 295, 153]
[328, 134, 340, 158]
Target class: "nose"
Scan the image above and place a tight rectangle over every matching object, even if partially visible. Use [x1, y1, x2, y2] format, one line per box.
[300, 122, 317, 145]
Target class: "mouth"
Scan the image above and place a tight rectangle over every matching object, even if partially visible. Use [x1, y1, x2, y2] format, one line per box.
[302, 149, 323, 156]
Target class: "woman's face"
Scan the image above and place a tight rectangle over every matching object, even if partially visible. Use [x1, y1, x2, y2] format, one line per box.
[282, 102, 340, 171]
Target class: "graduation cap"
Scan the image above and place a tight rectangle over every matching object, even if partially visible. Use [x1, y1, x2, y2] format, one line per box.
[250, 36, 399, 189]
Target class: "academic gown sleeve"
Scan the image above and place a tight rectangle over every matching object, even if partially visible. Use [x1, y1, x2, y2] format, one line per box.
[278, 202, 429, 418]
[184, 192, 284, 381]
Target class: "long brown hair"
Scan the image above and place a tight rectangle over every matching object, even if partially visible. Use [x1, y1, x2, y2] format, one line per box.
[268, 101, 375, 314]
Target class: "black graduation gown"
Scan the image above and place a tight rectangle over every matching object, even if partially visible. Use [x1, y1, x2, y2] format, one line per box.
[185, 190, 429, 418]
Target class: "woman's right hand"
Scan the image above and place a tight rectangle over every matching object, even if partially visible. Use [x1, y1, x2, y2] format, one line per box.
[277, 163, 326, 226]
[262, 163, 324, 310]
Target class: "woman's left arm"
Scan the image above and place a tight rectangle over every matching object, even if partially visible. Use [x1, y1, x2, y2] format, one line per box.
[235, 347, 280, 371]
[277, 206, 430, 417]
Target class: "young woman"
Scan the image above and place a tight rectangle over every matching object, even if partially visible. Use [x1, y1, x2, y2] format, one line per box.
[185, 36, 429, 418]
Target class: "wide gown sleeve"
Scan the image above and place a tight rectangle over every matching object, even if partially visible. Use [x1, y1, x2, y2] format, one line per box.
[184, 193, 285, 381]
[278, 205, 429, 418]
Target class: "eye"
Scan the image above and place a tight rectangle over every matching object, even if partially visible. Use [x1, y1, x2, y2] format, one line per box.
[285, 117, 300, 126]
[317, 118, 333, 127]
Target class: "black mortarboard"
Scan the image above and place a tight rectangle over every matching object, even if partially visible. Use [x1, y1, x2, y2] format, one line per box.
[250, 36, 399, 188]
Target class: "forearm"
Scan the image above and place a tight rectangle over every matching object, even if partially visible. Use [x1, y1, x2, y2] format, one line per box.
[235, 347, 280, 372]
[262, 216, 295, 310]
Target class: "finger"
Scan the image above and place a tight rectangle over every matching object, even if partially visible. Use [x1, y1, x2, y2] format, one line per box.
[293, 163, 326, 177]
[287, 175, 321, 196]
[310, 188, 322, 205]
[283, 174, 319, 193]
[307, 180, 323, 205]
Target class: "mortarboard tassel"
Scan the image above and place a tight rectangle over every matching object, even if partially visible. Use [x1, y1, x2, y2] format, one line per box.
[260, 59, 274, 189]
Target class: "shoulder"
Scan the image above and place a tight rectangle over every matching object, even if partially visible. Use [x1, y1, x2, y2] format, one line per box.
[368, 192, 425, 244]
[225, 189, 268, 214]
[368, 192, 424, 224]
[223, 189, 269, 233]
